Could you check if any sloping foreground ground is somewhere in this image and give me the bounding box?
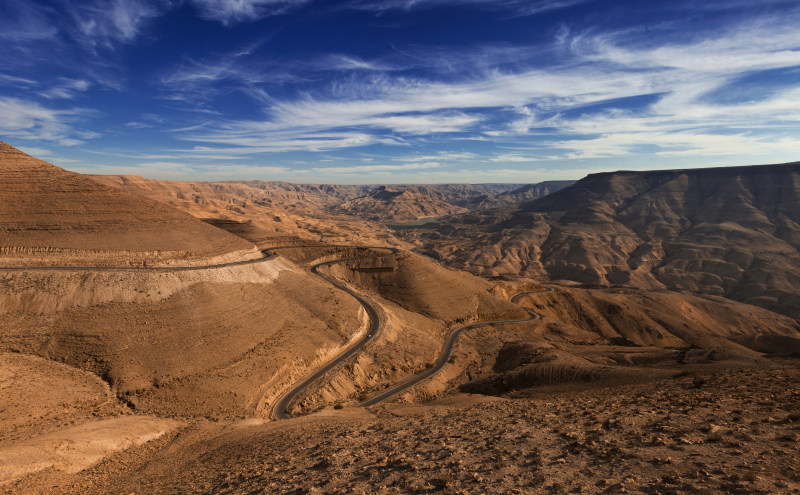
[0,142,258,266]
[0,353,180,486]
[5,368,798,494]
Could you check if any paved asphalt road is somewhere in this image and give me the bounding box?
[359,287,552,408]
[266,245,395,420]
[0,244,550,420]
[0,252,277,271]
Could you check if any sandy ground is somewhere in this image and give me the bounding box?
[0,353,180,486]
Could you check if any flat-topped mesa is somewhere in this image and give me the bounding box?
[0,141,259,267]
[526,161,800,216]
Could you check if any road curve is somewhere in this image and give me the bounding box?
[0,243,550,419]
[359,287,553,408]
[267,245,395,420]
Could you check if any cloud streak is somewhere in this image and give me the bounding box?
[188,0,311,25]
[172,11,800,163]
[0,97,91,145]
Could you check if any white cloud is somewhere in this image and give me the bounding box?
[16,146,53,157]
[0,97,91,145]
[172,12,800,157]
[40,78,91,99]
[490,154,537,162]
[0,73,37,87]
[188,0,310,25]
[369,113,481,134]
[72,0,165,48]
[398,151,480,162]
[125,121,153,129]
[312,161,443,175]
[344,0,590,16]
[0,0,58,42]
[73,160,292,181]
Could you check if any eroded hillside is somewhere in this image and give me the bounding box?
[0,142,258,266]
[411,163,800,319]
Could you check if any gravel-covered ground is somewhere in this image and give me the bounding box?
[10,366,798,495]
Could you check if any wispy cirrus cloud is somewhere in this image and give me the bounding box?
[39,78,91,99]
[343,0,592,16]
[68,0,168,49]
[0,74,38,88]
[0,97,91,145]
[312,161,442,175]
[0,0,58,43]
[188,0,311,25]
[172,10,800,164]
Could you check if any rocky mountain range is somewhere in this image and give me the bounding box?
[411,162,800,319]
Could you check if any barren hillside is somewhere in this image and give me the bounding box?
[336,186,469,222]
[412,162,800,319]
[0,142,257,266]
[89,175,402,247]
[2,146,799,494]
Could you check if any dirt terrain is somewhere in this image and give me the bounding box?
[89,175,394,247]
[2,144,799,493]
[90,175,566,228]
[6,360,799,494]
[332,183,575,223]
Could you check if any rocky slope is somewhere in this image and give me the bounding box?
[0,142,257,266]
[413,162,800,319]
[333,183,573,223]
[89,175,389,247]
[8,368,799,494]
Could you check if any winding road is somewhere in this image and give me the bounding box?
[0,253,278,272]
[358,288,552,408]
[268,244,553,419]
[267,246,395,420]
[1,244,552,421]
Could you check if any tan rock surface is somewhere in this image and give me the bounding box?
[0,416,180,486]
[0,142,257,266]
[336,185,469,223]
[89,174,402,247]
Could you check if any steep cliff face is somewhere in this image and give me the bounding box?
[417,162,800,319]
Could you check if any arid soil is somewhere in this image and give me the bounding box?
[6,368,798,494]
[2,144,800,494]
[90,175,567,230]
[88,175,398,247]
[336,186,469,223]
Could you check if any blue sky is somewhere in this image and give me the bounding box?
[1,0,799,183]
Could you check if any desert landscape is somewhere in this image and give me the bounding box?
[2,0,800,493]
[1,141,799,494]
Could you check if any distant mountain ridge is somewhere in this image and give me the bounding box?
[415,162,800,319]
[334,182,575,223]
